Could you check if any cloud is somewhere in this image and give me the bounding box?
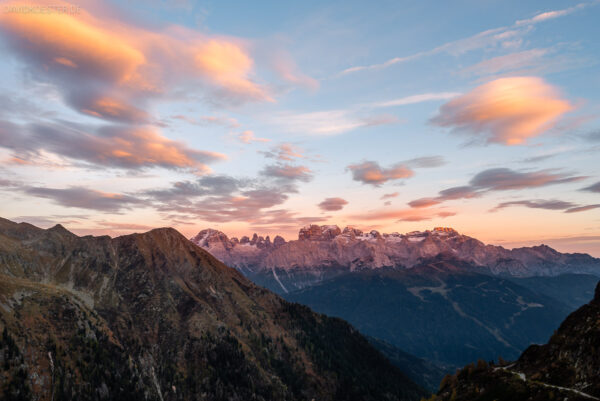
[237,130,270,144]
[408,198,442,208]
[269,110,397,136]
[93,221,154,231]
[380,192,399,200]
[469,168,585,190]
[351,207,455,222]
[261,143,305,161]
[347,161,414,186]
[462,49,549,76]
[24,186,144,212]
[409,168,584,208]
[143,170,317,226]
[404,156,446,168]
[370,92,461,108]
[565,204,600,213]
[144,175,245,203]
[586,130,600,142]
[515,3,588,26]
[260,164,313,182]
[0,0,272,125]
[271,52,319,91]
[74,94,150,123]
[491,199,576,212]
[581,181,600,193]
[339,2,594,75]
[0,120,225,173]
[431,77,572,145]
[318,197,348,211]
[170,115,240,128]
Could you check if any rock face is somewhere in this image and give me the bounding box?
[0,217,425,401]
[431,278,600,401]
[190,224,600,293]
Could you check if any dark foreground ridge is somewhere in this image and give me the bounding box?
[0,217,426,401]
[428,278,600,401]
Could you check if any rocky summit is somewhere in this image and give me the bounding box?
[0,217,425,401]
[191,224,600,293]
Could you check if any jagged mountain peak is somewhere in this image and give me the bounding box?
[190,224,600,292]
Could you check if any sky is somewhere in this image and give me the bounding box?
[0,0,599,255]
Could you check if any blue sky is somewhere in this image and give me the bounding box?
[0,0,599,255]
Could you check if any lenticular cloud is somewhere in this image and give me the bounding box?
[432,76,572,145]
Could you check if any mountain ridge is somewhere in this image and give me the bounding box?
[191,224,600,294]
[0,217,425,401]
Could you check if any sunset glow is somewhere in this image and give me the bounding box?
[0,0,599,255]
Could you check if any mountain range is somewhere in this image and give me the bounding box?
[192,224,600,371]
[0,217,425,401]
[191,225,600,294]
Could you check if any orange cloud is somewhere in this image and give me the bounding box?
[432,77,572,145]
[195,39,272,101]
[0,120,226,173]
[0,3,147,86]
[101,128,227,172]
[351,207,455,222]
[0,0,271,117]
[80,96,149,123]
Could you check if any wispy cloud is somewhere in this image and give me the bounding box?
[339,2,594,75]
[490,199,600,214]
[462,49,550,76]
[237,130,270,144]
[369,92,461,108]
[380,192,399,200]
[268,91,459,136]
[261,143,305,161]
[581,181,600,193]
[490,199,576,212]
[268,110,398,136]
[350,207,455,222]
[409,168,586,208]
[0,120,225,173]
[24,186,145,213]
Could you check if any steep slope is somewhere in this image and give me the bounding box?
[430,280,600,401]
[0,217,426,401]
[368,337,447,393]
[191,225,600,293]
[510,273,599,309]
[285,259,572,367]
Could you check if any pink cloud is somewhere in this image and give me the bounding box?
[432,77,572,145]
[238,130,270,144]
[0,0,273,122]
[318,197,349,211]
[347,161,414,186]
